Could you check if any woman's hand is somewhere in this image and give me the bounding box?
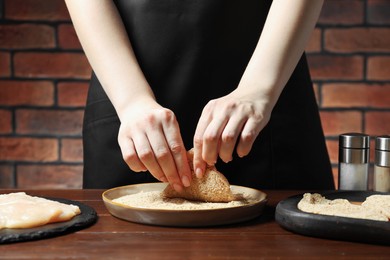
[118,99,192,192]
[193,87,273,178]
[193,0,324,178]
[65,0,192,192]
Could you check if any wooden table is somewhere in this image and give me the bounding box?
[1,189,389,259]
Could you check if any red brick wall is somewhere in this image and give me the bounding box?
[0,0,89,188]
[310,0,390,188]
[0,0,389,189]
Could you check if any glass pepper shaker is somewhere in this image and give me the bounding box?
[338,133,370,190]
[373,135,390,192]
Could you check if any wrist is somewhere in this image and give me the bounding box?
[236,76,282,112]
[115,94,158,122]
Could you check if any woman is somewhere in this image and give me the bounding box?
[65,0,335,191]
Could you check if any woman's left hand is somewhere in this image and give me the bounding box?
[192,0,324,178]
[192,87,273,178]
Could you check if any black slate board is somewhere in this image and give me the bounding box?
[275,191,390,245]
[0,198,98,244]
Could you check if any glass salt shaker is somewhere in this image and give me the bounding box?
[338,133,370,190]
[373,135,390,192]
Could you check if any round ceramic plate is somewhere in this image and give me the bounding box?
[102,183,267,227]
[275,191,390,245]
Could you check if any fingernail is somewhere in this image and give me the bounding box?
[195,168,203,179]
[182,175,190,187]
[207,160,216,166]
[173,184,183,193]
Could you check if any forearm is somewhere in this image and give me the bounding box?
[66,0,192,190]
[65,0,155,120]
[239,0,323,107]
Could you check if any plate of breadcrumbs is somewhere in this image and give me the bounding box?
[102,183,267,227]
[275,191,390,245]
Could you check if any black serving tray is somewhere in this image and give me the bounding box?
[275,191,390,245]
[0,197,97,244]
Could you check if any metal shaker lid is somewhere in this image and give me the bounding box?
[339,133,370,149]
[375,135,390,151]
[375,135,390,167]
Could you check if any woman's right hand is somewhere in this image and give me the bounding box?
[64,1,191,192]
[117,99,192,192]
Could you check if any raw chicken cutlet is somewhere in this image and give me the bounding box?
[0,192,81,229]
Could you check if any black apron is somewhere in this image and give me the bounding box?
[82,0,335,190]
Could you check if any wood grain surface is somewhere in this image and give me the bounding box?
[1,189,389,259]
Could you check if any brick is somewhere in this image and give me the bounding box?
[307,55,363,80]
[325,28,390,53]
[17,164,82,189]
[318,0,364,25]
[0,137,58,161]
[61,138,83,162]
[325,139,339,165]
[58,24,82,50]
[0,80,54,106]
[367,56,390,81]
[305,28,321,53]
[0,164,14,188]
[368,0,390,25]
[57,82,88,107]
[322,83,390,108]
[313,83,320,105]
[0,24,55,49]
[14,52,91,79]
[0,109,12,134]
[320,111,362,136]
[0,52,10,77]
[365,112,390,136]
[16,109,83,135]
[332,166,339,190]
[5,0,70,21]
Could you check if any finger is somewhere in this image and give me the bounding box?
[193,140,206,179]
[118,137,147,172]
[132,133,166,182]
[236,117,262,158]
[193,108,212,178]
[161,111,192,188]
[167,141,191,188]
[147,124,185,191]
[219,115,246,163]
[147,129,177,180]
[202,117,228,165]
